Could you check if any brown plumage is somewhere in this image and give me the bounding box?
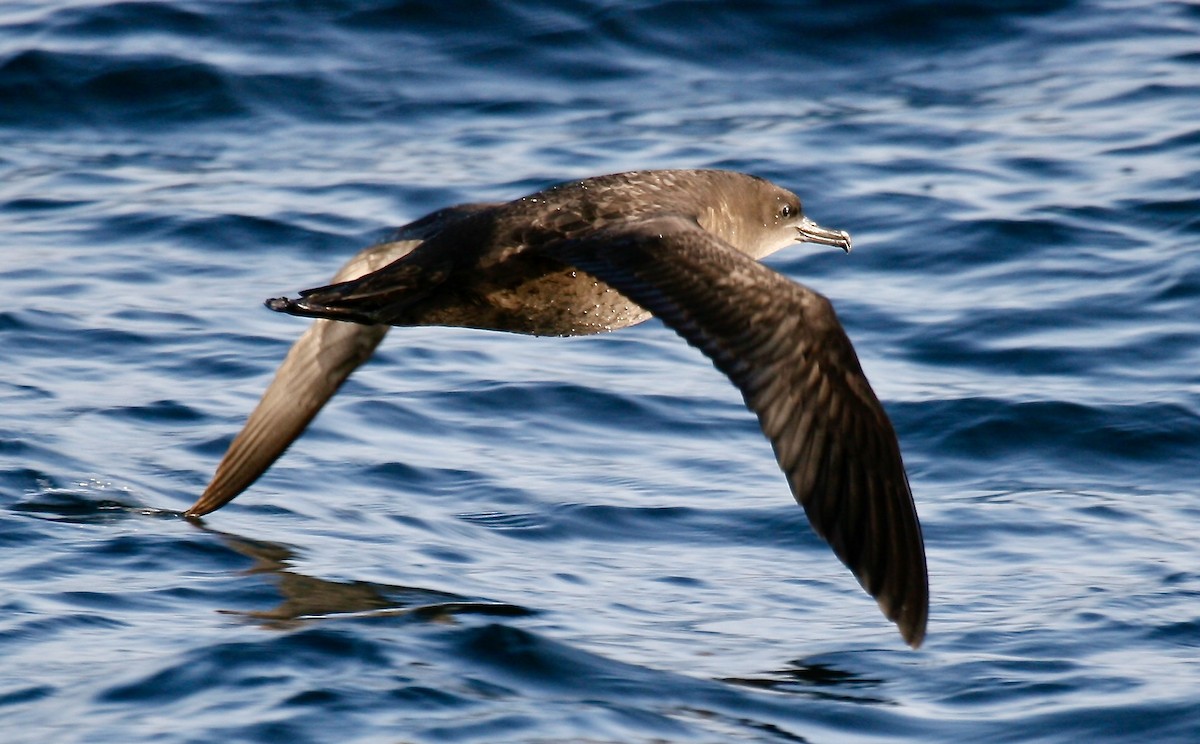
[189,169,928,647]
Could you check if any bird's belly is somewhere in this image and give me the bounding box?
[416,269,652,337]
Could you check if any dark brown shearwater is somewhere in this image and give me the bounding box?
[187,169,928,647]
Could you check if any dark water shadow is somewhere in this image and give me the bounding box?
[721,660,891,705]
[8,484,179,525]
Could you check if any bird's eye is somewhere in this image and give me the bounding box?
[779,204,792,218]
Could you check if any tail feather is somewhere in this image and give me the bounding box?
[265,295,379,325]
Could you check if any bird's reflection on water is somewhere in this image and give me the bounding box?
[189,519,892,706]
[189,521,536,630]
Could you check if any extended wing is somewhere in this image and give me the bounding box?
[187,204,497,516]
[546,215,928,646]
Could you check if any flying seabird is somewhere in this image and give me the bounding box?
[187,169,928,646]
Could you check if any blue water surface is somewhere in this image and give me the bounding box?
[2,1,1199,741]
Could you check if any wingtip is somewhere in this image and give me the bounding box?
[901,616,927,649]
[182,504,210,520]
[184,487,231,518]
[887,583,929,648]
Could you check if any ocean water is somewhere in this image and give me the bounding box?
[3,0,1199,741]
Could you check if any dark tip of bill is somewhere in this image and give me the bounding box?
[265,297,292,312]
